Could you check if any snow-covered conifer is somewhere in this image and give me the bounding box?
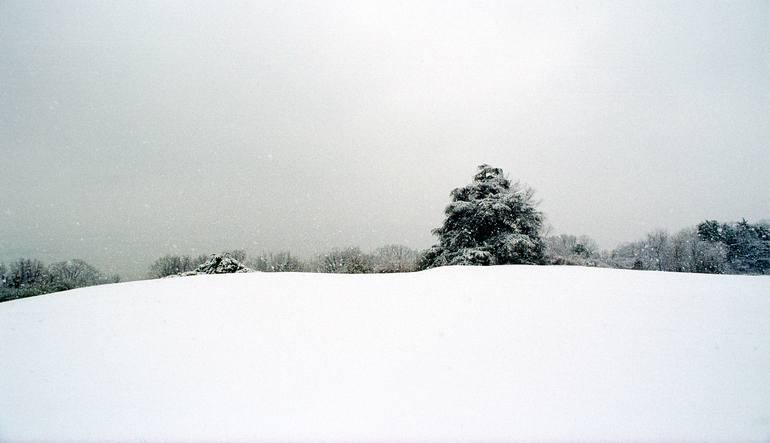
[421,164,546,268]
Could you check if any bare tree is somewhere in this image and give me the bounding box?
[249,251,305,272]
[371,245,418,273]
[46,259,104,291]
[148,255,198,278]
[317,247,373,273]
[645,230,671,271]
[545,234,599,265]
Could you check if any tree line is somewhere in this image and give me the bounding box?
[147,244,420,278]
[2,164,767,303]
[0,258,120,303]
[547,220,769,275]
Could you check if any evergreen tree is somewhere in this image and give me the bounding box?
[7,258,45,289]
[421,164,546,268]
[731,220,770,274]
[697,220,723,243]
[696,219,770,274]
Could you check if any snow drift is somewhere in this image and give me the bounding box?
[1,266,769,442]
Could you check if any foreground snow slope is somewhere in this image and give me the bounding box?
[1,266,769,442]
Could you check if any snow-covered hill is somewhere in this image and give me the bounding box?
[1,266,769,442]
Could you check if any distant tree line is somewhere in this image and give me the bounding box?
[4,165,767,303]
[545,219,769,275]
[146,245,421,279]
[0,245,423,302]
[0,258,119,303]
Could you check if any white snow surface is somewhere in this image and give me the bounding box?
[1,265,769,442]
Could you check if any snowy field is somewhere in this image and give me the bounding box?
[1,265,769,443]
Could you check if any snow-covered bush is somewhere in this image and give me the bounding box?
[153,252,254,277]
[190,252,253,274]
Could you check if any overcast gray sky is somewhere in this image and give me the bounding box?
[1,0,769,279]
